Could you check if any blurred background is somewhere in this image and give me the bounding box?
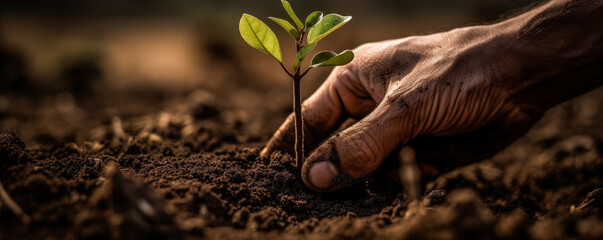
[0,0,538,142]
[1,0,537,93]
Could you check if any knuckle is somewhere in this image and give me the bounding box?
[386,92,409,108]
[339,132,381,177]
[328,65,355,84]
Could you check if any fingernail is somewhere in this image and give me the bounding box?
[308,161,339,189]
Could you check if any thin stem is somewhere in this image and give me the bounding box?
[300,67,312,78]
[279,62,293,78]
[296,29,305,51]
[294,30,306,74]
[292,76,304,169]
[292,28,307,170]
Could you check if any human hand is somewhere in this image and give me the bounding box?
[261,0,603,191]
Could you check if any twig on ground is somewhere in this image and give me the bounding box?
[112,116,126,141]
[110,136,134,165]
[0,181,31,225]
[399,146,421,200]
[399,146,432,219]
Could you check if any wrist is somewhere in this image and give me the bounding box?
[487,0,603,110]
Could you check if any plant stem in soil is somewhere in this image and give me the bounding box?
[293,75,304,169]
[292,29,307,170]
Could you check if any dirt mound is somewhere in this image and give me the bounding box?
[74,162,199,239]
[1,88,603,239]
[0,133,31,168]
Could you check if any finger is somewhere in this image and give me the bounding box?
[261,67,372,157]
[302,101,414,191]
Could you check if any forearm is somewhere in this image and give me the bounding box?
[495,0,603,110]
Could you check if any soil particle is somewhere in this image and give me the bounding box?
[424,189,447,206]
[576,188,603,213]
[75,162,198,240]
[246,206,287,231]
[53,156,105,180]
[0,132,31,168]
[230,207,250,228]
[495,212,529,240]
[192,102,220,120]
[196,188,228,225]
[394,189,496,240]
[17,174,58,203]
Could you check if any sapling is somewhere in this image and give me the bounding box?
[239,0,354,169]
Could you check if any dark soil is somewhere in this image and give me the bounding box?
[1,87,603,240]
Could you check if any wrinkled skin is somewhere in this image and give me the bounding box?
[262,0,603,191]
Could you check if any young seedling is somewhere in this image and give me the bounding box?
[239,0,354,169]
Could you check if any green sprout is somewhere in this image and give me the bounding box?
[239,0,354,170]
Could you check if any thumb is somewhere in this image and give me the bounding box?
[302,101,415,191]
[260,66,364,157]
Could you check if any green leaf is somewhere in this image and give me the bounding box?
[305,11,323,29]
[310,50,354,68]
[281,0,304,30]
[307,14,352,44]
[268,17,300,40]
[239,14,282,62]
[310,51,336,66]
[293,43,316,70]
